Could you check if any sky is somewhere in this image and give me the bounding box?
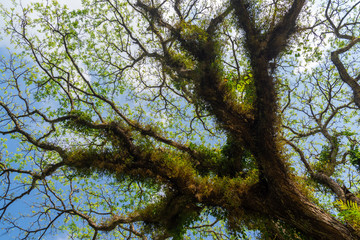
[0,1,83,239]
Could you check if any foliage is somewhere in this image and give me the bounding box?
[1,0,360,239]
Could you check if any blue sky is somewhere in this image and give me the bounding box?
[0,1,83,239]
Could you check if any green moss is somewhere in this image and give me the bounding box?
[179,20,209,44]
[140,193,202,239]
[350,144,360,171]
[63,109,95,134]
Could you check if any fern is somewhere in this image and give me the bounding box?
[335,200,360,232]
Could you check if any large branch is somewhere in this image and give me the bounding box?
[61,123,257,233]
[229,1,308,180]
[134,0,254,145]
[331,38,360,108]
[264,0,306,60]
[231,0,306,60]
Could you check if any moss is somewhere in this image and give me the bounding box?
[140,193,202,239]
[63,109,97,135]
[179,20,209,43]
[350,144,360,171]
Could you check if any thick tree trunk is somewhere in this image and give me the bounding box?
[247,75,358,238]
[244,146,359,239]
[239,172,356,239]
[142,1,359,237]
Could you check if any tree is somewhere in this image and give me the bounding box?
[1,0,360,239]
